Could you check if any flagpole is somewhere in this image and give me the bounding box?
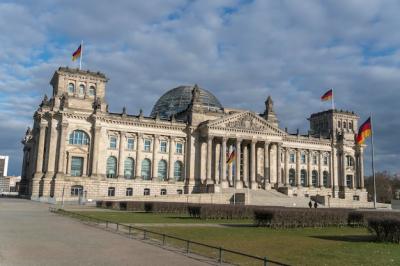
[79,40,83,70]
[370,113,377,209]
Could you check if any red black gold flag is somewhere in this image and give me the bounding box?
[72,45,82,61]
[356,117,372,144]
[321,89,333,101]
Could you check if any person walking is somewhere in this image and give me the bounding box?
[308,200,312,208]
[314,201,318,209]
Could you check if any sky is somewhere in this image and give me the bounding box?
[0,0,399,176]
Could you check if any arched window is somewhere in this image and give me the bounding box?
[312,170,318,187]
[346,155,354,167]
[158,160,167,181]
[174,161,183,181]
[124,158,134,179]
[88,86,96,96]
[71,185,83,196]
[141,159,151,180]
[301,154,306,164]
[106,156,117,178]
[300,169,307,186]
[289,169,296,186]
[323,171,329,187]
[68,83,75,94]
[79,84,85,95]
[69,130,89,145]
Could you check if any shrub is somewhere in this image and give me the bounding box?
[254,210,274,227]
[144,202,153,213]
[368,218,400,243]
[347,212,364,227]
[188,206,201,218]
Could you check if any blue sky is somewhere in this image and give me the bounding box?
[0,0,399,176]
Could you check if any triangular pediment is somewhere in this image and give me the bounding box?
[206,111,285,135]
[66,146,88,154]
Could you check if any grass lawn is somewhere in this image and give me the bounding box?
[74,211,252,224]
[73,211,399,265]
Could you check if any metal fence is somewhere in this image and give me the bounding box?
[49,207,288,266]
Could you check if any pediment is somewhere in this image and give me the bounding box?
[206,111,285,135]
[66,146,88,154]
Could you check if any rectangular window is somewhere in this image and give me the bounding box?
[126,188,133,196]
[176,143,183,154]
[301,154,306,164]
[71,157,83,176]
[109,136,117,149]
[312,155,317,165]
[144,139,151,152]
[290,154,295,163]
[127,138,134,150]
[346,175,353,188]
[160,141,167,153]
[108,187,115,197]
[324,156,328,166]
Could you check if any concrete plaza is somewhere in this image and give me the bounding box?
[0,198,208,266]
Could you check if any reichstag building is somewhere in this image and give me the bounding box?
[19,67,368,205]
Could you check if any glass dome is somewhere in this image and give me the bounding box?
[150,85,223,118]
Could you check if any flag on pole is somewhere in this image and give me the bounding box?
[356,117,372,144]
[72,44,82,61]
[321,89,333,101]
[226,149,236,164]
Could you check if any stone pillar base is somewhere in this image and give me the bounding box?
[206,179,214,185]
[221,180,229,188]
[250,182,258,189]
[235,181,243,189]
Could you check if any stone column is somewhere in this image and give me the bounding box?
[206,136,213,184]
[152,135,159,180]
[318,151,323,187]
[56,122,68,176]
[235,139,243,189]
[243,143,248,187]
[214,142,221,184]
[359,148,364,188]
[284,148,289,185]
[31,121,47,199]
[250,140,257,189]
[307,150,312,187]
[168,136,175,181]
[276,143,282,186]
[228,144,233,186]
[296,149,301,187]
[264,141,269,188]
[221,138,228,188]
[135,134,143,179]
[341,152,346,187]
[91,126,101,176]
[118,132,126,178]
[42,119,58,197]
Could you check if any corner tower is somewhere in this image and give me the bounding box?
[49,67,108,112]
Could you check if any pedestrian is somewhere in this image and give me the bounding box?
[314,201,318,209]
[308,200,312,208]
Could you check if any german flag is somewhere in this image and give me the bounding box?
[321,89,333,101]
[226,149,236,164]
[72,44,82,61]
[356,117,372,144]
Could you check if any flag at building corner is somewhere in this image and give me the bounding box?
[226,149,236,164]
[72,44,82,61]
[356,117,372,144]
[321,89,333,101]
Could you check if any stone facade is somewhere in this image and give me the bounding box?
[20,67,368,204]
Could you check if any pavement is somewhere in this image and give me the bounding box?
[0,198,210,266]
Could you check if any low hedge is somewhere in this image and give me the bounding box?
[96,200,400,228]
[368,218,400,243]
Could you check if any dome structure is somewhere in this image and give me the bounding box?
[150,85,223,118]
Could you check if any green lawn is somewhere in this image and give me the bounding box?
[75,211,252,224]
[73,211,399,266]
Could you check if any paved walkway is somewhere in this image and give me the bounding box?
[0,198,209,266]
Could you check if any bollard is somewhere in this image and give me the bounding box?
[116,223,119,231]
[143,230,147,240]
[186,241,190,254]
[129,226,132,237]
[219,247,223,264]
[162,234,166,246]
[264,256,268,266]
[106,221,108,228]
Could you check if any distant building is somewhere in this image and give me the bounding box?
[0,175,21,194]
[0,155,9,177]
[20,67,368,206]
